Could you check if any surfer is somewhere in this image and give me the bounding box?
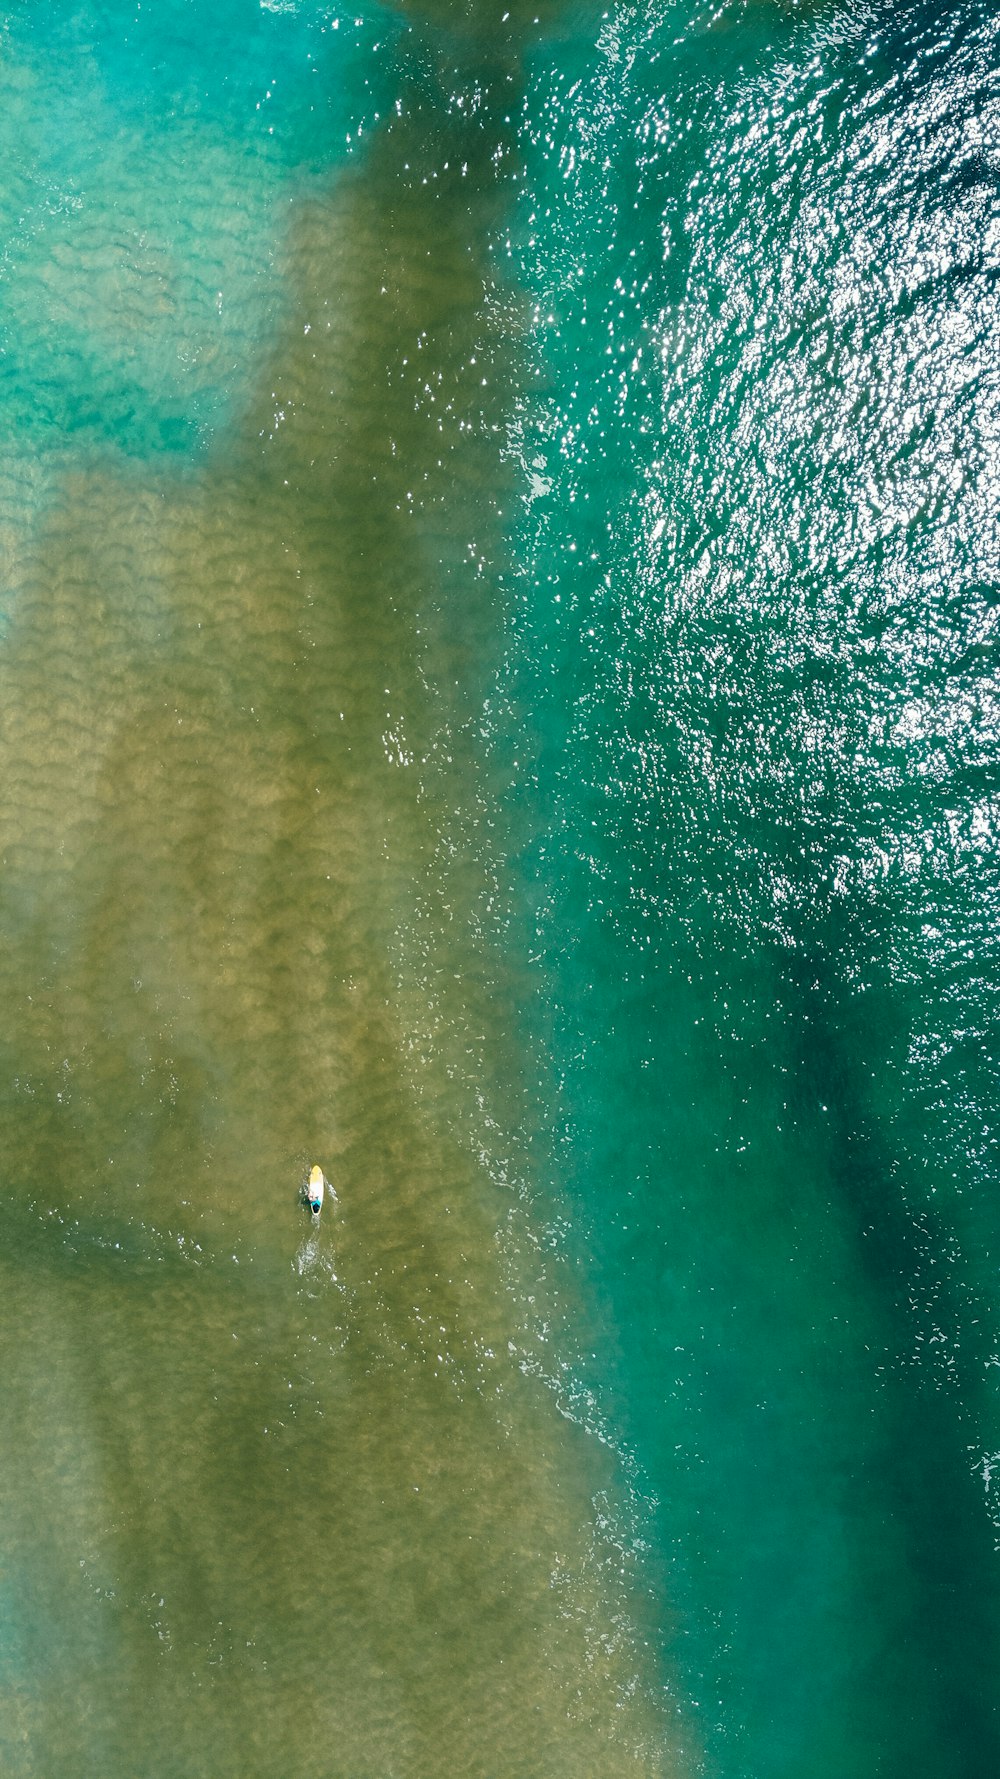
[305,1164,327,1218]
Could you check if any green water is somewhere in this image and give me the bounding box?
[508,1,1000,1771]
[1,0,999,1774]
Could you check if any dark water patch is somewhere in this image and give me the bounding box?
[505,0,1000,1771]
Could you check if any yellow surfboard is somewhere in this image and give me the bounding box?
[306,1164,326,1216]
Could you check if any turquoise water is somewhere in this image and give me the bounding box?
[1,0,999,1773]
[507,1,1000,1770]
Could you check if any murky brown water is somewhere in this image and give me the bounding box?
[0,16,680,1774]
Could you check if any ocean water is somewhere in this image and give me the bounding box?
[0,0,998,1775]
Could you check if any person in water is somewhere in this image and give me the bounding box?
[306,1164,326,1216]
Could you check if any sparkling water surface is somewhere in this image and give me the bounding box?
[1,1,999,1775]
